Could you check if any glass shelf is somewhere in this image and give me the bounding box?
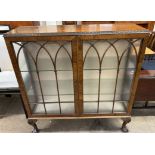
[84,94,129,102]
[24,79,74,102]
[84,78,132,92]
[21,70,133,102]
[83,101,127,113]
[18,55,136,72]
[28,94,74,104]
[84,56,136,70]
[23,77,131,94]
[31,102,75,114]
[19,57,73,72]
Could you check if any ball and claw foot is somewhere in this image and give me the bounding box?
[121,118,131,133]
[32,128,39,133]
[28,119,39,133]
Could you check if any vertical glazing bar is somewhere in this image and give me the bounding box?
[55,42,74,114]
[36,41,61,114]
[99,40,119,114]
[85,42,101,114]
[112,66,120,113]
[97,67,101,113]
[36,71,47,114]
[54,69,62,114]
[119,42,131,102]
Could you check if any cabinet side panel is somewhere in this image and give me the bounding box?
[127,37,149,113]
[5,39,32,117]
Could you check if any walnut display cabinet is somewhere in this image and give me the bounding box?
[4,24,149,132]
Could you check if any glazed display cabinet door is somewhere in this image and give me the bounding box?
[13,41,77,115]
[82,39,142,114]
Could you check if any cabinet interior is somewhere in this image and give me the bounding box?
[12,39,141,115]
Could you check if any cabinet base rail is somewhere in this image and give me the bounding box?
[27,117,131,133]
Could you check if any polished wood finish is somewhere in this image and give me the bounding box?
[71,38,80,115]
[115,21,154,31]
[62,21,77,25]
[0,21,39,29]
[147,32,155,51]
[81,21,155,31]
[77,38,83,114]
[5,23,147,37]
[4,24,149,132]
[139,70,155,78]
[136,70,155,101]
[81,21,115,25]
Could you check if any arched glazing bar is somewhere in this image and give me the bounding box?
[55,42,72,65]
[83,42,100,112]
[35,41,55,114]
[83,41,101,67]
[16,42,35,68]
[55,42,73,111]
[83,39,119,69]
[36,41,73,114]
[83,40,119,113]
[83,39,140,113]
[85,39,139,65]
[99,40,119,113]
[111,39,139,113]
[16,41,73,114]
[15,42,48,113]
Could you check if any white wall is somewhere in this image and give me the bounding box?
[0,34,13,71]
[40,21,62,26]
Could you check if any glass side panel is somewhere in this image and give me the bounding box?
[14,41,75,115]
[83,39,141,114]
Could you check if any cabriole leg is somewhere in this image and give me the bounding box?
[28,119,39,133]
[121,117,131,133]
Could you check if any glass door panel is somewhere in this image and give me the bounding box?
[83,39,142,114]
[14,41,75,115]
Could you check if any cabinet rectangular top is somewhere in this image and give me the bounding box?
[4,23,149,37]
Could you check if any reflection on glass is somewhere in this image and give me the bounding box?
[83,39,141,114]
[15,41,75,114]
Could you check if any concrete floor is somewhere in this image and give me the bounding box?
[0,95,155,133]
